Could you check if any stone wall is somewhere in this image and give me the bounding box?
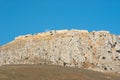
[0,29,120,73]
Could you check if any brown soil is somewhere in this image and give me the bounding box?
[0,64,119,80]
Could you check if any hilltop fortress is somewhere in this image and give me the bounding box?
[0,29,120,73]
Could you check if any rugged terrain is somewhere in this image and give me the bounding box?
[0,29,120,73]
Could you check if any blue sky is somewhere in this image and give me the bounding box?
[0,0,120,45]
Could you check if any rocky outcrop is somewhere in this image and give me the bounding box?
[0,29,120,73]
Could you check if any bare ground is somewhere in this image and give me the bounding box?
[0,64,119,80]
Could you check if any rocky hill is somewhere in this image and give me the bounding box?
[0,29,120,73]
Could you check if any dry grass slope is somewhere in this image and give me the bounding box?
[0,64,119,80]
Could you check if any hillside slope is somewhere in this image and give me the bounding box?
[0,29,120,73]
[0,64,120,80]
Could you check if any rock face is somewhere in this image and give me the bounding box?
[0,29,120,73]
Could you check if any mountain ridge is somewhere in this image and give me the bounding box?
[0,29,120,73]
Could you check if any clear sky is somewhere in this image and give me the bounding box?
[0,0,120,45]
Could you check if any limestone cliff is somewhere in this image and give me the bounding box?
[0,29,120,73]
